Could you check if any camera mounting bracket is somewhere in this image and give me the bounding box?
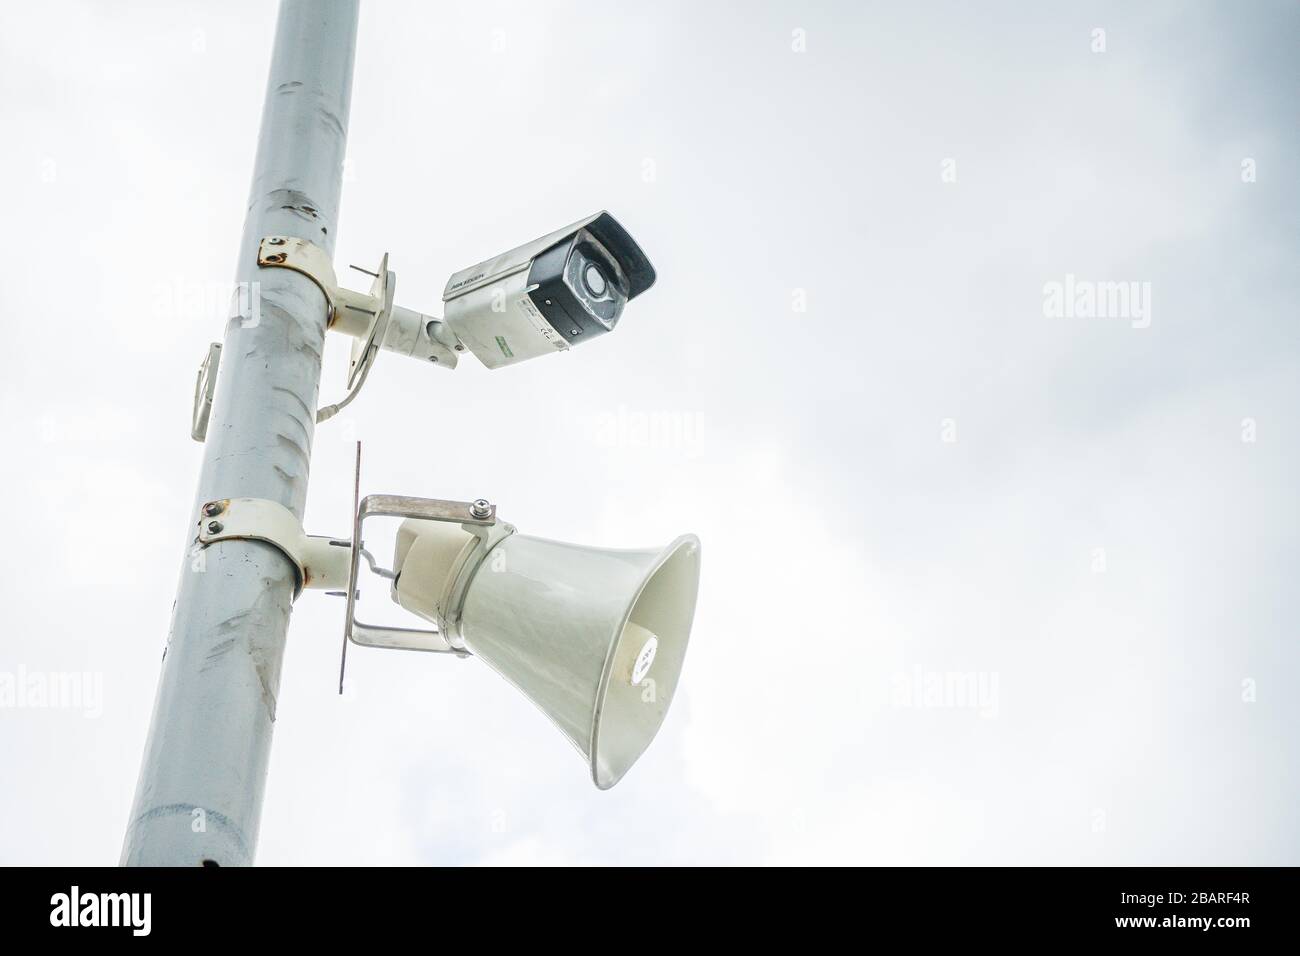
[254,236,459,374]
[257,236,395,418]
[192,237,463,442]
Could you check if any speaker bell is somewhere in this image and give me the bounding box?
[392,520,701,789]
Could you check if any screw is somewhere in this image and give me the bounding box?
[454,344,465,351]
[470,499,492,519]
[206,520,224,534]
[428,355,439,363]
[268,237,285,245]
[202,501,223,517]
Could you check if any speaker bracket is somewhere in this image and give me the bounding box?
[337,442,515,693]
[194,448,518,698]
[345,494,512,654]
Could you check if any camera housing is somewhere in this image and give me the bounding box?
[442,211,656,370]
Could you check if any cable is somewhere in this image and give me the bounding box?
[359,546,396,580]
[316,344,377,423]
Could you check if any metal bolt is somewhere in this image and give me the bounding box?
[268,237,285,245]
[454,344,465,351]
[470,499,492,519]
[206,520,224,534]
[428,355,439,363]
[202,501,223,517]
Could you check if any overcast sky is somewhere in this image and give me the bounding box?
[1,0,1296,864]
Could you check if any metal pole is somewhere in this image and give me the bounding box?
[121,0,359,866]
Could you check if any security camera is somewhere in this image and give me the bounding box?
[229,214,656,432]
[442,211,656,370]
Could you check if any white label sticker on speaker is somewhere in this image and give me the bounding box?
[631,634,659,685]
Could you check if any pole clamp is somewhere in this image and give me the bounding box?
[197,497,351,596]
[257,236,398,391]
[256,236,342,319]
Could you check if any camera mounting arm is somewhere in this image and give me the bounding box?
[256,236,461,371]
[190,237,465,441]
[256,237,461,417]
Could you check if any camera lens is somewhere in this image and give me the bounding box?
[582,262,607,298]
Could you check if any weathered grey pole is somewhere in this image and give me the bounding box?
[122,0,358,866]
